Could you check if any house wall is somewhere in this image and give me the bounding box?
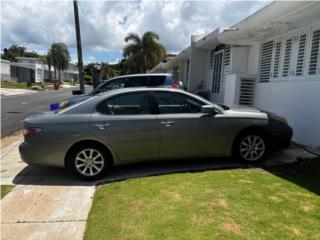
[189,35,208,92]
[1,60,11,81]
[254,80,320,149]
[253,23,320,149]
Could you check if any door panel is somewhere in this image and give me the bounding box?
[90,114,159,163]
[157,113,229,159]
[90,91,159,163]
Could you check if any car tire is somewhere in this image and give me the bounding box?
[67,144,109,181]
[233,130,269,164]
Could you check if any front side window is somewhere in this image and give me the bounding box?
[154,92,204,114]
[97,92,151,115]
[149,76,166,86]
[98,78,126,93]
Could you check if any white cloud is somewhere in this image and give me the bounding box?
[1,0,271,54]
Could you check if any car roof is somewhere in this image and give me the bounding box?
[101,73,172,82]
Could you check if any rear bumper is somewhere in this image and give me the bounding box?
[19,142,66,167]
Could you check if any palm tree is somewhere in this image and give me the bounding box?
[49,43,70,81]
[123,31,166,73]
[45,50,54,82]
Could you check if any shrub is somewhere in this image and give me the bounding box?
[84,75,93,85]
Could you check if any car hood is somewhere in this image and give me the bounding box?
[221,105,267,119]
[67,93,93,105]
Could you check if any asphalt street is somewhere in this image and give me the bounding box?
[1,87,92,138]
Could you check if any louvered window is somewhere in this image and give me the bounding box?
[272,42,281,78]
[282,39,293,77]
[259,41,273,82]
[239,78,256,106]
[207,50,215,88]
[296,34,307,76]
[308,29,320,75]
[212,51,223,93]
[185,60,190,88]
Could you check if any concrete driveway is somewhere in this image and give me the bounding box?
[1,138,315,240]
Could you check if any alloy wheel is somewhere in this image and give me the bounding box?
[75,148,105,176]
[239,135,265,162]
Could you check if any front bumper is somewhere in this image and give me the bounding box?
[19,142,66,167]
[270,126,293,150]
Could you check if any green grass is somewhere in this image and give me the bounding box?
[1,80,28,89]
[84,160,320,240]
[1,185,14,199]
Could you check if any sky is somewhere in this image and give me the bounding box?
[1,0,271,64]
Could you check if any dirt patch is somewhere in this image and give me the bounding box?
[239,179,253,184]
[269,196,282,203]
[217,199,228,209]
[285,225,301,235]
[130,200,145,215]
[221,223,241,234]
[0,131,23,148]
[167,191,182,201]
[191,214,212,226]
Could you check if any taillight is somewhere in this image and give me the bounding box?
[171,83,180,88]
[23,127,42,137]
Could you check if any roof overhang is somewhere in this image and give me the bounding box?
[10,62,35,70]
[219,1,320,44]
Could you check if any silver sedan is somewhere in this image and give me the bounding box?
[19,88,292,180]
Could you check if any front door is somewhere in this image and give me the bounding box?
[153,91,228,159]
[90,91,159,164]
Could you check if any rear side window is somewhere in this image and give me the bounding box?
[98,78,126,93]
[148,76,166,86]
[153,92,204,114]
[97,92,151,115]
[125,76,148,87]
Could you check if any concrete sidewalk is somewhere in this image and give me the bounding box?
[1,140,95,240]
[0,88,39,96]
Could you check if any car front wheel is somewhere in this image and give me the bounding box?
[233,131,268,163]
[67,145,108,180]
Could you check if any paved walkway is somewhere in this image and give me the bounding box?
[1,140,95,240]
[0,88,39,96]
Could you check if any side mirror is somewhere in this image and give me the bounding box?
[201,105,217,115]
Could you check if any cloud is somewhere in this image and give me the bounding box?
[1,0,271,55]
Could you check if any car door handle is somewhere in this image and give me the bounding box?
[160,120,175,127]
[94,123,110,129]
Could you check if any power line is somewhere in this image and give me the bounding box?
[78,2,103,49]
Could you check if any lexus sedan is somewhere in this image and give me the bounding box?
[20,88,292,180]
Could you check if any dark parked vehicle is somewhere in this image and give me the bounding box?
[21,88,292,180]
[60,73,181,108]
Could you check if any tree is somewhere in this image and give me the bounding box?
[49,43,70,81]
[1,44,40,62]
[123,31,166,73]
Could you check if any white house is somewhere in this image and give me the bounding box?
[152,1,320,150]
[8,57,78,84]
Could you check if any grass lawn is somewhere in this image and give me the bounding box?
[1,185,14,199]
[85,159,320,240]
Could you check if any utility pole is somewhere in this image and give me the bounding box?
[73,0,85,94]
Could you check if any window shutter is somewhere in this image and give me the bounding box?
[296,34,307,76]
[185,60,190,88]
[239,77,256,106]
[207,49,215,88]
[259,41,273,82]
[282,39,293,77]
[272,42,282,78]
[308,29,320,75]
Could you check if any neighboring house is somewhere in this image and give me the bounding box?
[3,57,78,83]
[152,1,320,150]
[0,59,11,81]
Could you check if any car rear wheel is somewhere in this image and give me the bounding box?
[67,145,108,180]
[233,131,268,163]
